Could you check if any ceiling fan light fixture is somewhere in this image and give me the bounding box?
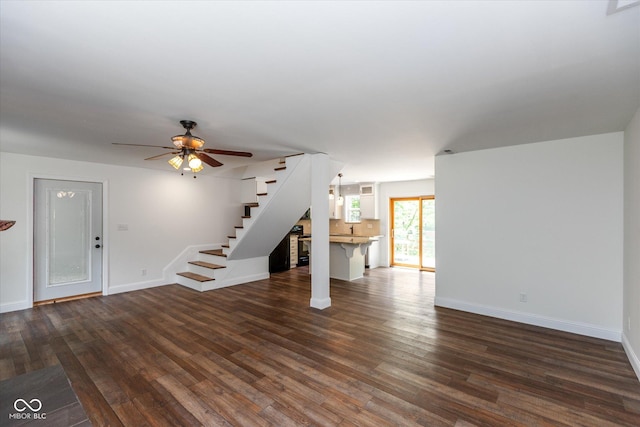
[188,154,203,172]
[171,134,205,150]
[168,155,183,169]
[115,120,251,176]
[172,120,205,150]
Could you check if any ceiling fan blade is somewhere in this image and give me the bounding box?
[113,143,175,150]
[145,152,178,160]
[202,148,253,157]
[196,153,223,167]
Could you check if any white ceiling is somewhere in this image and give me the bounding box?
[1,1,638,184]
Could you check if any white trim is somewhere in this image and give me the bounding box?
[28,173,109,306]
[108,279,167,295]
[101,180,110,296]
[0,300,31,314]
[310,297,332,310]
[435,297,621,342]
[622,333,640,382]
[203,272,270,291]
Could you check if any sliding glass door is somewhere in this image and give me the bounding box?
[390,196,435,271]
[421,197,435,270]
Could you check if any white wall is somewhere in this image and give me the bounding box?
[0,152,240,312]
[435,133,623,341]
[378,179,435,267]
[623,108,640,379]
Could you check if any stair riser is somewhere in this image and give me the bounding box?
[188,264,223,278]
[176,276,206,292]
[198,254,227,265]
[241,216,255,229]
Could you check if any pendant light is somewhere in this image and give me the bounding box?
[337,173,344,206]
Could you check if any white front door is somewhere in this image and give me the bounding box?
[34,179,103,302]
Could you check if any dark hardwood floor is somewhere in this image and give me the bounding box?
[1,267,639,426]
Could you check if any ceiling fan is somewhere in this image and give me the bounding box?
[113,120,252,175]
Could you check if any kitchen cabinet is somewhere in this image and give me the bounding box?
[360,194,375,219]
[290,234,299,268]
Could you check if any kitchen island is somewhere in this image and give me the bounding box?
[300,235,376,281]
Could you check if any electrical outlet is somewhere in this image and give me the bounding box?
[519,293,527,303]
[141,269,147,276]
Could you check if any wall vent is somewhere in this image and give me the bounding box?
[360,185,374,195]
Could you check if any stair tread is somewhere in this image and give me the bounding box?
[188,261,226,270]
[274,166,286,171]
[241,215,250,219]
[245,203,259,207]
[265,180,276,184]
[177,272,214,282]
[227,235,236,239]
[234,225,244,229]
[222,244,230,248]
[200,249,227,257]
[257,193,268,196]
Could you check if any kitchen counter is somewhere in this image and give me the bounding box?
[300,234,378,244]
[300,235,378,281]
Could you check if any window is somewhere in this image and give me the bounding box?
[345,195,361,222]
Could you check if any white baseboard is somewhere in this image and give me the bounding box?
[310,297,332,310]
[210,272,270,290]
[107,279,167,295]
[0,300,31,313]
[622,333,640,382]
[434,297,621,342]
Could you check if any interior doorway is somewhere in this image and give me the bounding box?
[34,179,103,302]
[390,196,435,271]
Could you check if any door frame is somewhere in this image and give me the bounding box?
[389,195,435,272]
[27,173,109,308]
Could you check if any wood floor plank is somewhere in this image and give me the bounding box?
[155,374,230,426]
[1,266,639,426]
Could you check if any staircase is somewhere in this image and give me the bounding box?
[173,153,319,292]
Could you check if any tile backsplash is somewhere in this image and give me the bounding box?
[329,219,380,236]
[295,219,381,236]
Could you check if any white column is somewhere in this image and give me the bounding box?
[310,153,331,309]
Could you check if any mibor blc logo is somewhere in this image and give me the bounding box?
[8,398,46,420]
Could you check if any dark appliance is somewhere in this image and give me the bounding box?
[290,225,309,266]
[269,233,290,273]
